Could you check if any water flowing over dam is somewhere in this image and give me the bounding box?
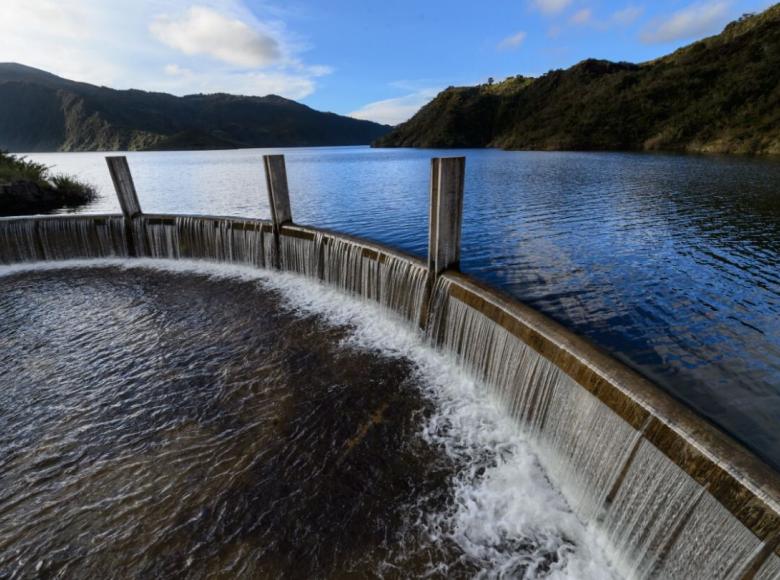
[0,155,778,579]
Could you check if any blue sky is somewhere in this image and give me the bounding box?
[0,0,774,124]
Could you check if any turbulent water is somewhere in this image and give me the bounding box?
[0,261,617,579]
[23,147,780,470]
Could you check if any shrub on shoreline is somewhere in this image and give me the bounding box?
[0,151,97,215]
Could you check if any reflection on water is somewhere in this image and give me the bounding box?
[24,147,780,469]
[0,265,616,579]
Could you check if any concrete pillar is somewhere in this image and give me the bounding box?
[105,156,142,257]
[263,154,292,233]
[429,156,465,276]
[263,154,293,269]
[106,156,142,218]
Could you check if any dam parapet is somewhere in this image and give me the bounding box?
[0,155,777,579]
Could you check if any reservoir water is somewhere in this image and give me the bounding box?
[21,146,780,470]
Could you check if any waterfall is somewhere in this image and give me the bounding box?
[0,216,428,325]
[172,216,271,268]
[132,217,179,259]
[0,216,128,263]
[279,230,323,278]
[129,216,274,268]
[603,440,764,579]
[279,231,429,324]
[321,236,429,324]
[0,218,40,263]
[426,277,637,521]
[425,275,771,579]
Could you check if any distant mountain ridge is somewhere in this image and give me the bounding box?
[0,64,391,152]
[374,4,780,155]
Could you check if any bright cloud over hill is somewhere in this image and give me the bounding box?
[150,6,282,67]
[641,1,733,43]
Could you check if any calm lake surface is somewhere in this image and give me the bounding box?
[26,146,780,469]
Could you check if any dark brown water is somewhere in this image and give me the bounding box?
[0,263,614,579]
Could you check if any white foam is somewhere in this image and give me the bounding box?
[0,258,620,578]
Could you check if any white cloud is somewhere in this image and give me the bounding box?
[570,8,592,25]
[251,74,314,99]
[301,64,334,77]
[224,71,317,99]
[349,89,440,126]
[560,5,644,31]
[531,0,573,15]
[0,0,331,101]
[641,1,731,43]
[0,0,92,40]
[164,64,193,77]
[152,67,322,100]
[611,5,645,26]
[389,79,440,92]
[498,31,527,50]
[150,6,280,67]
[0,0,120,86]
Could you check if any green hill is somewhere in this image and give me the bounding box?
[374,5,780,155]
[0,64,391,152]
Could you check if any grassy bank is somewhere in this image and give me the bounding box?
[0,151,97,215]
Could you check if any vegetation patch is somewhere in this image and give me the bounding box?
[0,151,97,215]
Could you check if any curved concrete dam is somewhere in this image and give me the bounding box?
[0,156,778,579]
